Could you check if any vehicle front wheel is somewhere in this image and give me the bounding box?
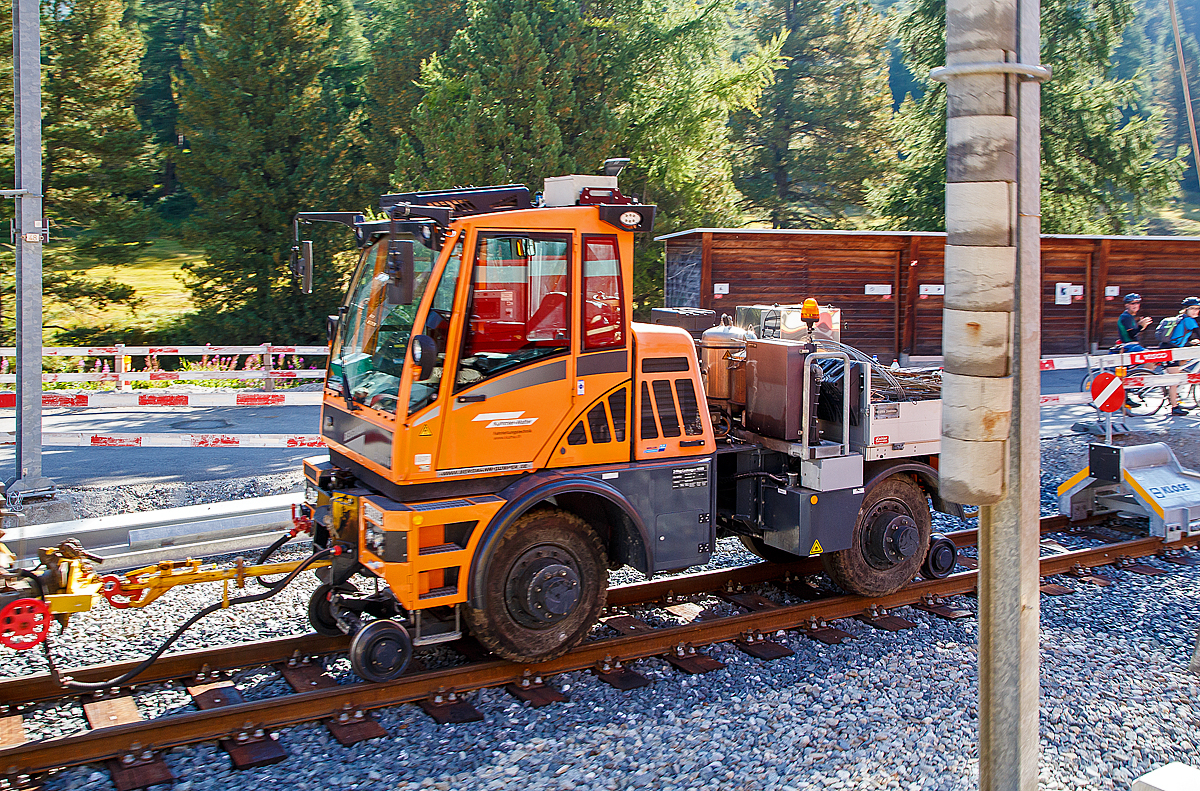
[823,474,932,597]
[465,508,607,663]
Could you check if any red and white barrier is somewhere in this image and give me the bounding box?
[0,369,326,384]
[1038,345,1200,371]
[0,432,327,448]
[0,391,323,408]
[0,345,329,357]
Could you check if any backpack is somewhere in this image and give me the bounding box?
[1156,315,1183,346]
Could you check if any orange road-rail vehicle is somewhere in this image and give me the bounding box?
[0,163,957,682]
[285,161,960,682]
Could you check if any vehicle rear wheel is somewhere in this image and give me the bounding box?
[738,534,800,564]
[823,474,932,597]
[465,508,607,663]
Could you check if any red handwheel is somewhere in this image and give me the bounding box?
[0,598,51,650]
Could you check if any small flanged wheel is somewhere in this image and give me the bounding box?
[465,508,607,663]
[738,535,799,565]
[0,598,51,651]
[824,474,932,597]
[921,533,958,579]
[349,619,412,682]
[308,582,356,637]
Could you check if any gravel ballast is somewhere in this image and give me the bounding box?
[3,433,1198,791]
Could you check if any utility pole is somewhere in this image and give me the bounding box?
[932,0,1047,787]
[9,0,56,498]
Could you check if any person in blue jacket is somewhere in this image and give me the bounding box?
[1160,296,1200,416]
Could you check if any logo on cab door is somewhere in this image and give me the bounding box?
[472,411,538,428]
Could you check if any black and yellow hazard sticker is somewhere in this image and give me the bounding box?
[419,424,433,437]
[809,539,823,555]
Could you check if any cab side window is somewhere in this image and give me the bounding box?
[581,235,625,351]
[409,240,463,414]
[457,234,572,389]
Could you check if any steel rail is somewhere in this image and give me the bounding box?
[0,532,1194,775]
[0,518,1006,703]
[0,515,1105,708]
[0,634,351,706]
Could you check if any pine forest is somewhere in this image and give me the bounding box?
[0,0,1197,343]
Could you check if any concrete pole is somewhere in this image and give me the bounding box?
[10,0,55,497]
[932,0,1047,786]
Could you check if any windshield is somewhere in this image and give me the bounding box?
[329,233,438,414]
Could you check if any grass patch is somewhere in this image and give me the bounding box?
[1145,192,1200,236]
[45,239,200,340]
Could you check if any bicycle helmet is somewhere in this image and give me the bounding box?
[1123,293,1142,303]
[1182,296,1200,308]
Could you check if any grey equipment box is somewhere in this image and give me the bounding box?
[760,484,862,556]
[745,338,808,441]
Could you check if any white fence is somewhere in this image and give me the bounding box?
[0,343,329,387]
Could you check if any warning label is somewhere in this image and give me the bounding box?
[671,465,709,489]
[809,538,823,555]
[419,425,432,437]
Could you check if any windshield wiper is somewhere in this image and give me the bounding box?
[340,368,360,411]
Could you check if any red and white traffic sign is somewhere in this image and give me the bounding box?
[1090,372,1125,412]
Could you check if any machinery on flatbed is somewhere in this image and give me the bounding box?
[0,161,962,684]
[283,161,962,681]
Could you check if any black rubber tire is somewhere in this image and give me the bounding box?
[465,508,607,663]
[738,534,800,564]
[308,582,355,637]
[823,474,932,597]
[349,619,412,682]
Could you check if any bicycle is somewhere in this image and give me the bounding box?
[1079,352,1167,416]
[1174,355,1200,408]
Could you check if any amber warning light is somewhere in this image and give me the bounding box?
[800,298,820,326]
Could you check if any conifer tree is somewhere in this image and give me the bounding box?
[135,0,204,203]
[139,0,367,211]
[43,0,158,260]
[397,0,779,310]
[398,0,617,188]
[174,0,369,341]
[870,0,1183,234]
[361,0,465,190]
[731,0,893,228]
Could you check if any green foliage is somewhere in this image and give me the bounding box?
[361,0,466,191]
[174,0,372,342]
[731,0,894,228]
[870,0,1184,234]
[396,0,780,311]
[0,245,143,344]
[42,0,159,260]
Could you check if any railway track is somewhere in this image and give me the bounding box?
[0,516,1195,787]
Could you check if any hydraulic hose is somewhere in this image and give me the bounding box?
[253,532,297,589]
[47,547,334,692]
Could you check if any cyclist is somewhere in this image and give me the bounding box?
[1114,292,1152,352]
[1159,296,1200,416]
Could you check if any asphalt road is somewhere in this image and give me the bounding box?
[0,367,1189,487]
[0,405,323,487]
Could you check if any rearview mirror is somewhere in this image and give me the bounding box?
[411,334,437,381]
[290,240,313,294]
[386,239,414,304]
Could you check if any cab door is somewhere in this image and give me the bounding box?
[434,232,576,478]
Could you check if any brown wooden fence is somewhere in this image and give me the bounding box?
[660,229,1200,361]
